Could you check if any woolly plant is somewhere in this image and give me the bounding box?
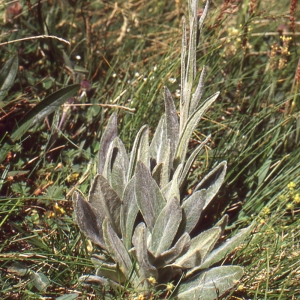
[73,0,251,298]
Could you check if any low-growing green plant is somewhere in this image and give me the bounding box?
[73,0,252,299]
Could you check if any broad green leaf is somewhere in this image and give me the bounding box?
[181,189,206,233]
[73,192,106,249]
[103,219,137,285]
[10,84,80,141]
[173,227,221,269]
[121,176,139,249]
[89,174,122,236]
[132,223,158,284]
[157,232,191,266]
[98,113,118,174]
[127,125,149,180]
[190,225,252,274]
[135,161,166,232]
[179,134,210,189]
[175,92,220,166]
[30,272,50,292]
[149,197,182,256]
[195,161,227,208]
[62,51,74,71]
[164,86,179,160]
[177,266,243,300]
[0,55,18,103]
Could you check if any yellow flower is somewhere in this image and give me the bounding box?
[293,193,300,204]
[166,282,174,291]
[148,276,157,285]
[261,207,271,217]
[287,182,296,190]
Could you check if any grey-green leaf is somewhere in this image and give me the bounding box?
[181,189,206,233]
[158,232,191,266]
[30,272,50,292]
[128,125,149,180]
[175,91,220,166]
[149,197,182,256]
[179,134,211,189]
[149,116,167,164]
[79,274,122,290]
[195,161,227,208]
[121,176,139,249]
[135,161,166,232]
[177,265,243,300]
[73,192,106,249]
[191,225,252,273]
[10,84,80,141]
[172,227,221,269]
[0,55,18,103]
[103,219,136,284]
[162,163,182,202]
[164,86,179,160]
[132,222,158,284]
[106,137,129,198]
[56,294,79,300]
[89,174,122,236]
[98,113,118,174]
[189,66,206,115]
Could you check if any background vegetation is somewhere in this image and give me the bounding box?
[0,0,299,299]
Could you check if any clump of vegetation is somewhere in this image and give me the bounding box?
[1,0,300,298]
[73,1,251,298]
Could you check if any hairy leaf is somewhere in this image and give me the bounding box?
[181,189,206,233]
[121,176,139,249]
[190,225,252,273]
[103,219,136,284]
[98,113,118,174]
[164,86,179,161]
[157,232,191,266]
[190,66,206,115]
[73,192,106,249]
[175,92,220,166]
[173,227,221,269]
[149,116,167,164]
[162,163,182,202]
[132,223,158,283]
[106,137,129,198]
[149,197,182,256]
[135,161,166,232]
[79,275,122,290]
[89,175,122,236]
[30,272,50,292]
[195,161,227,208]
[128,125,149,180]
[177,265,243,300]
[179,134,211,189]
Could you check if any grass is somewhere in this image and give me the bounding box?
[0,0,300,298]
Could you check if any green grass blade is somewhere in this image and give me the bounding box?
[10,84,80,142]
